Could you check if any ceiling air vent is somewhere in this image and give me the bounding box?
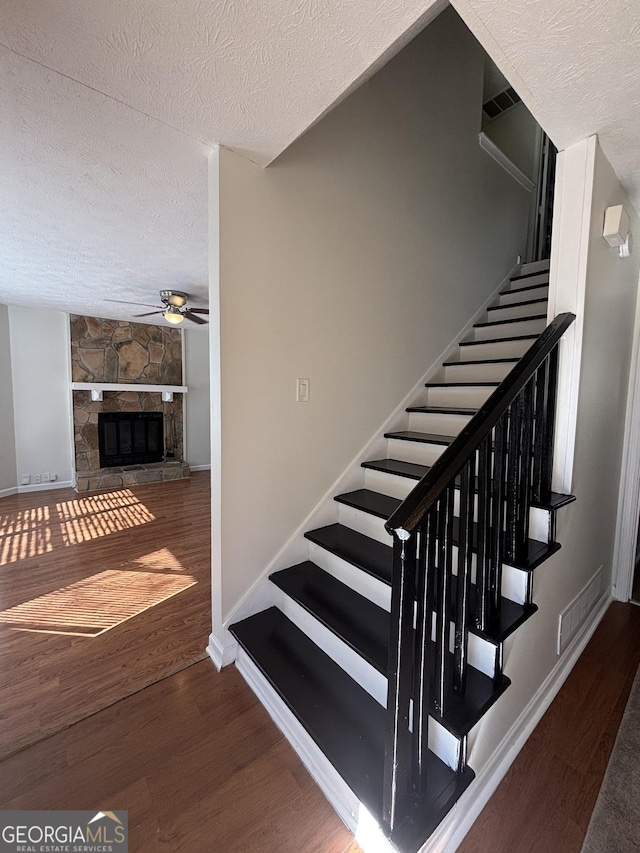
[483,86,521,119]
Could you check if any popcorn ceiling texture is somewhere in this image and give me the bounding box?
[70,315,187,492]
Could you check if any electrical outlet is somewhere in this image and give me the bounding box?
[21,475,30,486]
[31,474,41,485]
[42,473,50,483]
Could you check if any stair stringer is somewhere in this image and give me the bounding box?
[209,263,519,664]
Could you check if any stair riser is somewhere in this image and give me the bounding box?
[472,317,546,341]
[426,385,497,409]
[407,410,474,435]
[459,338,535,360]
[443,361,515,383]
[508,272,549,290]
[520,259,550,276]
[499,285,548,306]
[308,542,392,611]
[488,301,548,321]
[386,437,448,467]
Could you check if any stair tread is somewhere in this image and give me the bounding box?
[510,269,550,282]
[336,488,401,519]
[474,314,547,328]
[270,562,511,735]
[499,282,549,297]
[459,334,539,346]
[488,297,548,312]
[406,406,479,416]
[425,381,500,388]
[384,430,456,445]
[362,458,432,480]
[230,607,474,833]
[442,357,520,367]
[270,561,389,673]
[305,523,393,584]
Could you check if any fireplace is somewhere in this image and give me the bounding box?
[98,412,164,468]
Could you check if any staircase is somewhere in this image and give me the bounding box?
[229,261,575,852]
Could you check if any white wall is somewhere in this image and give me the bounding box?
[0,304,17,495]
[184,327,211,469]
[213,7,532,622]
[483,102,538,180]
[8,306,74,488]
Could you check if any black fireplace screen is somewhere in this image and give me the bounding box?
[98,412,164,468]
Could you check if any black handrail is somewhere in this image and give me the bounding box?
[385,312,575,535]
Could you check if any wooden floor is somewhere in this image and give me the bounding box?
[1,602,637,853]
[0,472,211,758]
[458,601,640,853]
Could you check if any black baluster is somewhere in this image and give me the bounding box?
[515,377,534,558]
[541,346,559,501]
[454,455,475,695]
[532,359,549,503]
[505,394,524,563]
[413,514,433,793]
[489,416,506,624]
[475,436,491,631]
[434,489,454,715]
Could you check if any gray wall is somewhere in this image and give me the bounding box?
[214,7,532,619]
[0,304,17,494]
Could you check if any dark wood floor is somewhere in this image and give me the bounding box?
[0,473,211,758]
[459,601,640,853]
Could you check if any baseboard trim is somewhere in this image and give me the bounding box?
[206,632,238,671]
[235,648,395,853]
[420,591,613,853]
[17,480,73,494]
[189,464,211,472]
[0,486,18,499]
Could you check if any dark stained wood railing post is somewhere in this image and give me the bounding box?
[383,529,417,832]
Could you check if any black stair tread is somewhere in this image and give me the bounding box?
[474,314,547,328]
[362,458,431,480]
[230,607,474,832]
[451,575,538,643]
[459,333,539,347]
[510,269,550,282]
[305,524,393,585]
[406,406,479,416]
[442,357,520,366]
[499,282,549,297]
[488,297,548,312]
[270,562,389,673]
[384,430,456,445]
[335,488,401,520]
[269,562,510,737]
[425,381,500,388]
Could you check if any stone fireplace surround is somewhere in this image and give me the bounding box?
[70,315,190,493]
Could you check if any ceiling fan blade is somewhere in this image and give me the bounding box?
[135,310,164,317]
[186,307,209,315]
[105,298,161,309]
[184,310,208,325]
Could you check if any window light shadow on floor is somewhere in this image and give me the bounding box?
[0,489,156,563]
[0,568,197,636]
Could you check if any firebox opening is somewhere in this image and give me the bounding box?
[98,412,164,468]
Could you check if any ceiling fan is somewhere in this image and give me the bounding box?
[106,290,209,325]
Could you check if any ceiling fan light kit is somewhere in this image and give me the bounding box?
[163,305,185,324]
[106,289,209,325]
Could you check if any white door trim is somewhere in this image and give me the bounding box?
[612,266,640,601]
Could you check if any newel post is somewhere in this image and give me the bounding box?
[382,527,417,832]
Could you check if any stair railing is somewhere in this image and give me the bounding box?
[382,312,575,832]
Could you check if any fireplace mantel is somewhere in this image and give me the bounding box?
[71,382,188,402]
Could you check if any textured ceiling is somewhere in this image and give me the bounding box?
[451,0,640,215]
[1,0,640,323]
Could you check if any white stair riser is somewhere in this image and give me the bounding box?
[426,385,497,409]
[472,317,546,341]
[407,410,474,435]
[458,338,535,360]
[499,285,548,306]
[338,502,393,547]
[386,438,449,466]
[520,259,550,275]
[508,272,549,290]
[308,542,392,611]
[488,300,548,321]
[363,467,416,500]
[443,361,515,383]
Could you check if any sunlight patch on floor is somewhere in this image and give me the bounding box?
[0,507,53,563]
[56,491,156,546]
[0,569,196,636]
[133,547,185,571]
